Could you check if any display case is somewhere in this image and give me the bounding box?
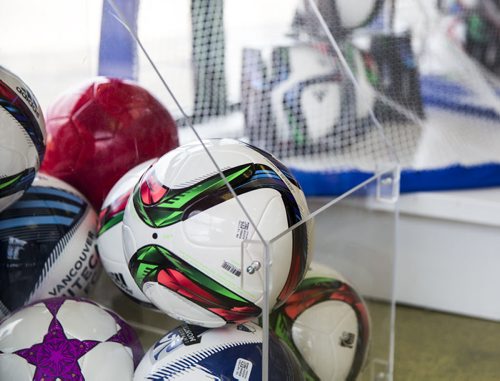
[0,1,399,380]
[91,168,399,381]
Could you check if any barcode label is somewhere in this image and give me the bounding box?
[222,261,241,277]
[233,358,253,381]
[236,220,250,240]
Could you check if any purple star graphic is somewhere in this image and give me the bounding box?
[106,310,144,367]
[14,300,99,381]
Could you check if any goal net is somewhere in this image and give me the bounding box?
[101,0,500,194]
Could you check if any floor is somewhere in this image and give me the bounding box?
[395,305,500,381]
[91,274,500,380]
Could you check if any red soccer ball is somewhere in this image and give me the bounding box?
[41,77,179,209]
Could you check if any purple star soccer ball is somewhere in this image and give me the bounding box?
[0,297,143,380]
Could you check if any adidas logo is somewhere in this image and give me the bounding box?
[16,86,40,118]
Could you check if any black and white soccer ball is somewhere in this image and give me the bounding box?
[0,65,46,213]
[123,139,313,328]
[241,41,376,154]
[0,174,100,318]
[134,322,303,381]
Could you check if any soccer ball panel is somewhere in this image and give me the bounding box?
[152,139,260,188]
[287,44,335,79]
[143,282,226,328]
[102,159,155,208]
[57,299,118,341]
[251,194,293,300]
[0,192,23,216]
[302,81,342,142]
[292,301,358,381]
[0,109,32,175]
[99,252,151,304]
[98,159,155,304]
[335,0,380,29]
[0,303,51,352]
[0,353,34,379]
[352,49,376,117]
[80,342,134,380]
[183,188,285,245]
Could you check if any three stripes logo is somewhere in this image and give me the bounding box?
[0,185,86,239]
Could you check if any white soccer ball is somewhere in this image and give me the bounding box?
[134,322,303,381]
[270,261,371,381]
[0,297,143,380]
[326,0,382,30]
[122,139,312,327]
[0,174,100,318]
[98,159,156,306]
[0,65,46,212]
[297,0,383,34]
[242,42,375,152]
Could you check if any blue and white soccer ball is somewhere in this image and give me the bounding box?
[134,322,303,381]
[0,174,100,318]
[0,65,46,212]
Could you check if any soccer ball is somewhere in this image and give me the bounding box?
[0,65,46,213]
[134,322,303,381]
[40,77,179,209]
[0,296,143,380]
[299,0,384,37]
[241,41,375,154]
[270,262,371,381]
[0,174,100,318]
[98,159,156,306]
[122,139,312,328]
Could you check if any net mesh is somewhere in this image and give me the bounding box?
[134,0,396,170]
[395,0,500,169]
[129,0,500,190]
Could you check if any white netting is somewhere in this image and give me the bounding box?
[128,0,500,187]
[394,0,500,170]
[131,0,398,173]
